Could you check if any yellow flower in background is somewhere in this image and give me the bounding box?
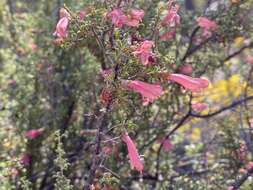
[233,36,244,47]
[178,124,191,133]
[191,128,201,140]
[193,74,253,111]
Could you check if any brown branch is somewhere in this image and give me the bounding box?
[181,26,200,62]
[191,96,253,119]
[230,167,253,190]
[83,104,110,190]
[83,25,118,190]
[224,42,253,62]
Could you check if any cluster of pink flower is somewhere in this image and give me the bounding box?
[53,8,70,38]
[160,1,180,40]
[53,8,86,39]
[122,80,163,106]
[132,40,155,65]
[106,8,145,28]
[196,16,218,39]
[117,75,209,172]
[52,4,213,173]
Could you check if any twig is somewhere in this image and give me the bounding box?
[154,95,193,177]
[191,96,253,119]
[181,27,200,62]
[83,103,111,190]
[100,165,121,179]
[230,167,253,190]
[224,42,253,62]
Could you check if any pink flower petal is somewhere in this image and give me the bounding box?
[132,40,155,65]
[126,9,145,27]
[160,30,176,41]
[168,74,209,92]
[53,17,69,38]
[196,17,217,30]
[122,132,144,172]
[122,80,163,105]
[106,9,127,28]
[161,4,180,27]
[24,128,44,139]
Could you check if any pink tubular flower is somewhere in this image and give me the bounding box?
[161,4,180,27]
[20,154,31,165]
[24,128,44,139]
[53,17,69,38]
[126,9,145,27]
[191,102,208,112]
[160,30,176,41]
[196,17,217,30]
[132,40,155,65]
[122,80,163,105]
[196,17,217,38]
[158,138,173,152]
[178,64,193,75]
[167,74,209,92]
[168,74,209,91]
[106,9,127,28]
[122,132,144,172]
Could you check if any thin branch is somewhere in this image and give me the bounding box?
[230,167,253,190]
[83,104,111,190]
[191,96,253,119]
[181,27,200,62]
[224,42,253,62]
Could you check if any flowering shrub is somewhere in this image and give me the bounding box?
[1,0,253,189]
